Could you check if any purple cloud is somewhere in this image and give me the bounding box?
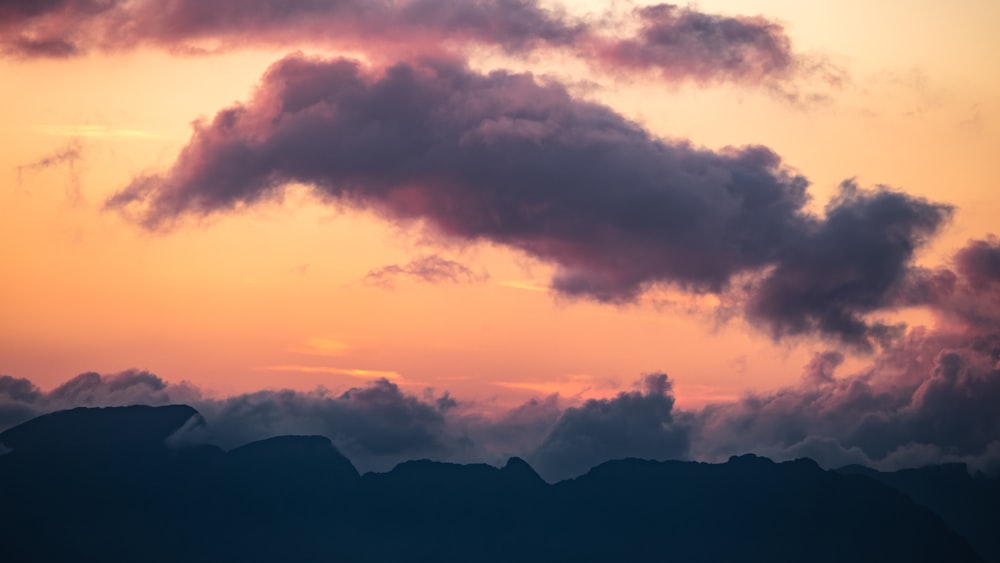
[0,1,816,88]
[106,55,948,348]
[592,4,794,84]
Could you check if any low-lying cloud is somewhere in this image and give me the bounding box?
[5,239,999,480]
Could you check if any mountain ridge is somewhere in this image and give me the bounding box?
[0,405,993,562]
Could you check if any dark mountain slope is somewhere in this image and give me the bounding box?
[838,463,1000,562]
[0,406,986,563]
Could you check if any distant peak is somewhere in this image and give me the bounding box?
[227,434,360,481]
[0,405,200,452]
[727,453,773,465]
[782,457,822,471]
[501,456,546,484]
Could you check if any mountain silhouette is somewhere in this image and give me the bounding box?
[0,404,199,452]
[0,405,990,562]
[838,463,1000,562]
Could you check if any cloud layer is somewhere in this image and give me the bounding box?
[106,54,948,349]
[5,240,998,480]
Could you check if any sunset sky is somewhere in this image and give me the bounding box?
[2,0,998,477]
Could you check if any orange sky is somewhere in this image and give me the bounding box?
[1,0,998,412]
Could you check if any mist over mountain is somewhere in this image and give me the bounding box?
[1,405,995,562]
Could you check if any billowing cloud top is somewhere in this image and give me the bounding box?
[106,54,949,349]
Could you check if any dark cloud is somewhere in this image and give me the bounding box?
[0,0,579,60]
[459,394,563,461]
[106,55,946,348]
[0,375,42,403]
[0,376,43,430]
[0,0,120,58]
[0,1,817,87]
[364,254,486,288]
[746,180,951,351]
[894,237,1000,331]
[693,240,1000,473]
[801,350,845,386]
[111,0,584,57]
[196,379,456,470]
[955,236,1000,291]
[592,4,794,84]
[530,373,690,481]
[693,330,1000,474]
[0,370,193,436]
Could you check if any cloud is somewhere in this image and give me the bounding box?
[0,0,114,58]
[0,0,577,59]
[692,329,1000,474]
[195,379,456,469]
[894,236,1000,331]
[692,238,1000,473]
[530,373,690,480]
[0,370,200,432]
[106,54,947,348]
[99,0,581,57]
[591,4,794,85]
[745,179,951,351]
[364,254,487,288]
[0,1,821,88]
[801,350,845,386]
[16,139,84,202]
[955,236,1000,290]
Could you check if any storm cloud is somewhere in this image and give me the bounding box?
[106,54,949,348]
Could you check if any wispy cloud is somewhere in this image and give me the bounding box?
[497,280,548,293]
[364,255,487,289]
[16,139,84,202]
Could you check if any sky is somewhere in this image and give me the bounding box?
[1,0,999,479]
